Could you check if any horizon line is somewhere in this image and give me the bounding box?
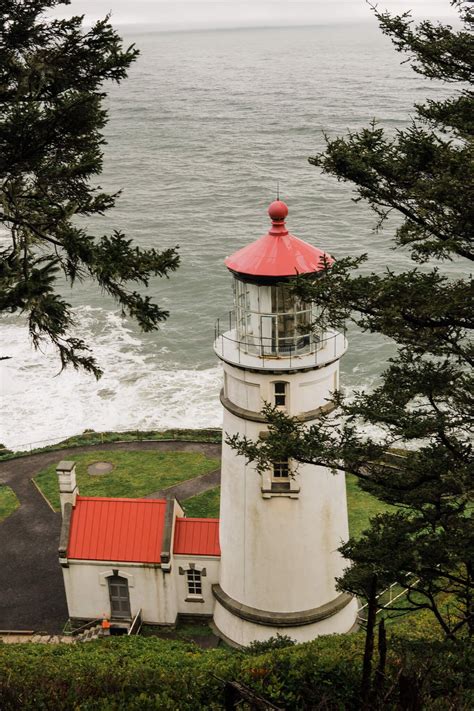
[79,16,457,32]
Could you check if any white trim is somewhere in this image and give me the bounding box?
[67,559,160,569]
[173,554,220,561]
[99,570,135,587]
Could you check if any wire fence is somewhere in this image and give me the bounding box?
[357,576,420,621]
[1,426,223,455]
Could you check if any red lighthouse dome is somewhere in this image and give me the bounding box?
[225,201,333,279]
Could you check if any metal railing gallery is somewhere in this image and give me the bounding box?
[214,310,345,369]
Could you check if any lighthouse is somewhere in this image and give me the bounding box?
[212,200,358,646]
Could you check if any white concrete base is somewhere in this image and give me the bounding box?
[212,596,359,648]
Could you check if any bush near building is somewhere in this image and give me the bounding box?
[0,622,471,710]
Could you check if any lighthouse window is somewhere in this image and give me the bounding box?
[272,459,290,479]
[186,569,202,596]
[274,382,287,408]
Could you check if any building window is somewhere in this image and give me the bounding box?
[274,381,287,408]
[260,455,299,498]
[271,458,291,492]
[272,459,290,480]
[186,568,202,596]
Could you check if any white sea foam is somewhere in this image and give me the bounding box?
[0,26,460,452]
[0,306,223,451]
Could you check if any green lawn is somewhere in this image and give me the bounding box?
[0,484,20,523]
[183,474,393,538]
[346,474,395,539]
[184,486,220,518]
[36,449,393,537]
[34,450,220,512]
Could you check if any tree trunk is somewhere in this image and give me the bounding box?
[373,617,387,705]
[361,574,378,707]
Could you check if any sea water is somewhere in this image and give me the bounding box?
[0,24,457,450]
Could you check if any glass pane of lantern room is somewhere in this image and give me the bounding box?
[271,284,293,313]
[260,315,275,355]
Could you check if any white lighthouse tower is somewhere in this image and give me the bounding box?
[212,199,358,647]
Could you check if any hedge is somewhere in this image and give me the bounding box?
[0,631,472,709]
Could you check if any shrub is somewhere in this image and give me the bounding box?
[245,634,296,654]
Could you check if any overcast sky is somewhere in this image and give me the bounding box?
[49,1,459,30]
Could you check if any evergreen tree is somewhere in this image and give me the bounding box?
[0,1,179,377]
[229,1,473,639]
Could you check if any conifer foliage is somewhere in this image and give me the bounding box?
[229,1,473,639]
[0,1,179,376]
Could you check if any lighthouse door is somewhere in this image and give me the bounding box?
[108,575,131,618]
[260,315,275,356]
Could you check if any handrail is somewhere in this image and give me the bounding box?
[357,575,421,618]
[128,609,142,636]
[63,617,104,637]
[215,325,344,369]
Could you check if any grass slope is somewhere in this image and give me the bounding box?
[35,450,220,511]
[0,484,20,523]
[346,474,395,538]
[184,486,220,518]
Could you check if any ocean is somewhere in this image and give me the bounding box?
[0,23,457,450]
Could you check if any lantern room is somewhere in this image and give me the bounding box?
[216,200,339,364]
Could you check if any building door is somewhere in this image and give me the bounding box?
[108,575,131,618]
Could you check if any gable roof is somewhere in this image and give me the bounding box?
[173,517,220,556]
[67,497,167,564]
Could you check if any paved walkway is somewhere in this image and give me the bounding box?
[146,467,221,501]
[0,441,221,634]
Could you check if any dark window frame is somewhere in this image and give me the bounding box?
[186,568,203,596]
[274,381,288,408]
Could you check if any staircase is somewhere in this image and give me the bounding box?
[3,625,105,644]
[0,633,74,644]
[0,611,143,645]
[74,624,104,643]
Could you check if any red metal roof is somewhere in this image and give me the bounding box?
[173,517,221,556]
[225,200,334,278]
[68,497,167,563]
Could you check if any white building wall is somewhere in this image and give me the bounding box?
[62,560,178,625]
[213,596,359,648]
[216,349,357,645]
[174,556,220,615]
[219,410,351,614]
[223,362,339,417]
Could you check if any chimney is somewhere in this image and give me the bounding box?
[56,461,78,516]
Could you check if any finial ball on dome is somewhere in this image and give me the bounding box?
[268,200,288,221]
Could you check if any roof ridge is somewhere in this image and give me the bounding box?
[176,516,220,523]
[76,496,167,504]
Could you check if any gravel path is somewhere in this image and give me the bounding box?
[0,440,221,634]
